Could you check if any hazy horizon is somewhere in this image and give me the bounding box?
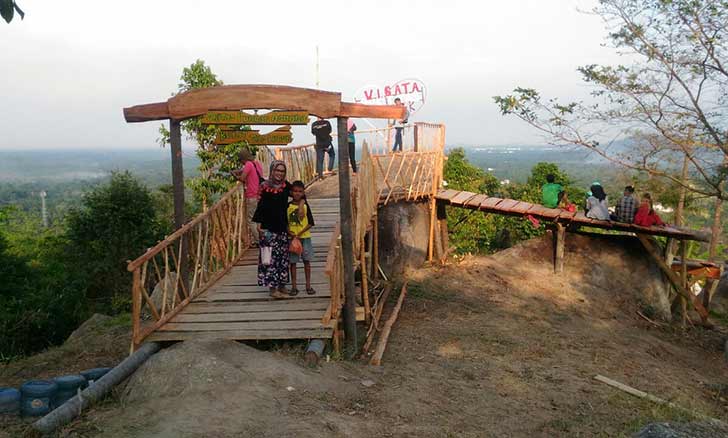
[0,0,622,151]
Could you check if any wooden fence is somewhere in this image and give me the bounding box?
[320,122,446,329]
[127,183,249,348]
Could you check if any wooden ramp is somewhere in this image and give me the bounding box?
[437,189,709,242]
[147,197,340,343]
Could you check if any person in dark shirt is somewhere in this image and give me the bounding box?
[614,185,637,223]
[311,116,336,178]
[252,160,292,298]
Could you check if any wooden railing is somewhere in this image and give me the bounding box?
[320,123,446,326]
[128,183,249,348]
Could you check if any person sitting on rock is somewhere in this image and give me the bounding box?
[634,193,665,227]
[614,185,638,223]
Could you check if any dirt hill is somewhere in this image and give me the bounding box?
[4,232,728,437]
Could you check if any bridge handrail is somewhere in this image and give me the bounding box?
[127,183,249,348]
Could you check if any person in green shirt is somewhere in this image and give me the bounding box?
[542,174,565,208]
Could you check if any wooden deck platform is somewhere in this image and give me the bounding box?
[146,197,340,343]
[437,189,709,242]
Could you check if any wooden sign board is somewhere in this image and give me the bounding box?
[215,126,292,145]
[201,110,309,125]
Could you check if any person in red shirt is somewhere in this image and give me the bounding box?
[231,149,265,244]
[634,193,665,227]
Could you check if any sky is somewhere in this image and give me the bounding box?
[0,0,623,150]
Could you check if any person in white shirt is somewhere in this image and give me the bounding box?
[586,184,610,220]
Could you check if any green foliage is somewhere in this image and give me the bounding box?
[158,59,257,206]
[65,171,167,311]
[0,207,86,358]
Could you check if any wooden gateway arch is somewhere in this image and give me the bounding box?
[123,84,407,354]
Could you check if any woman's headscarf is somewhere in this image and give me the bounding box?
[590,184,607,201]
[263,160,287,190]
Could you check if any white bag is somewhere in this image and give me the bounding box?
[260,246,272,265]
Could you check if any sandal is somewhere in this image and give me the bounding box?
[305,287,316,295]
[289,287,299,296]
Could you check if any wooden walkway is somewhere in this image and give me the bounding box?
[437,189,709,242]
[146,197,340,343]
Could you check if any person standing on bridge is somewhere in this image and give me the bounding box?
[347,118,358,173]
[311,116,335,178]
[231,149,264,246]
[390,98,409,152]
[253,160,292,299]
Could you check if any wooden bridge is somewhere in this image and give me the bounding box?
[126,117,446,350]
[124,84,712,351]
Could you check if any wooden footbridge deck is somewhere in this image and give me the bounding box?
[145,197,339,343]
[436,189,709,242]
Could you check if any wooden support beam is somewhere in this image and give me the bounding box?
[337,116,358,357]
[554,222,565,273]
[360,237,371,323]
[370,281,408,366]
[123,102,170,122]
[169,120,188,301]
[637,234,710,323]
[339,102,406,119]
[679,240,688,327]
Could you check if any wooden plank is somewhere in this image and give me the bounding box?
[511,201,534,214]
[123,102,170,123]
[166,84,343,120]
[525,204,560,220]
[159,319,332,332]
[215,126,292,145]
[171,310,326,323]
[449,191,477,206]
[185,299,330,314]
[496,199,519,212]
[146,328,333,342]
[339,102,407,119]
[465,194,489,209]
[201,110,309,125]
[480,197,504,209]
[435,189,461,203]
[201,290,331,301]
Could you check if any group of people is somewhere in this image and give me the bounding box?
[541,174,666,227]
[233,153,316,299]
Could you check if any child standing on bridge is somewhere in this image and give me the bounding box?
[288,181,316,296]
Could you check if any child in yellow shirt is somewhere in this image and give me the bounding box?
[287,181,316,295]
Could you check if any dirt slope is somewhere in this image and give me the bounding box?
[6,233,728,437]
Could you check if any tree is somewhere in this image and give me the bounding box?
[1,0,24,23]
[158,60,255,208]
[65,171,164,311]
[494,0,727,261]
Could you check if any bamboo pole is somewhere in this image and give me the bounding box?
[131,269,141,348]
[370,281,408,366]
[680,240,688,327]
[360,236,371,323]
[362,283,393,354]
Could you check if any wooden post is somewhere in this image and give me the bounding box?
[170,120,189,300]
[170,120,185,230]
[437,201,449,263]
[428,197,436,262]
[337,117,358,357]
[131,269,141,351]
[360,236,371,323]
[637,234,710,323]
[413,123,419,152]
[554,222,565,273]
[679,240,688,327]
[372,214,379,281]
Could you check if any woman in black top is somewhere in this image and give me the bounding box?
[252,160,291,298]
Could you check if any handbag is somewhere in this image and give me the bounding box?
[260,246,272,265]
[289,237,303,255]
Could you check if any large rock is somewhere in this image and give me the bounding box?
[377,200,431,277]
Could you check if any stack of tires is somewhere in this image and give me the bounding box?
[0,367,112,418]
